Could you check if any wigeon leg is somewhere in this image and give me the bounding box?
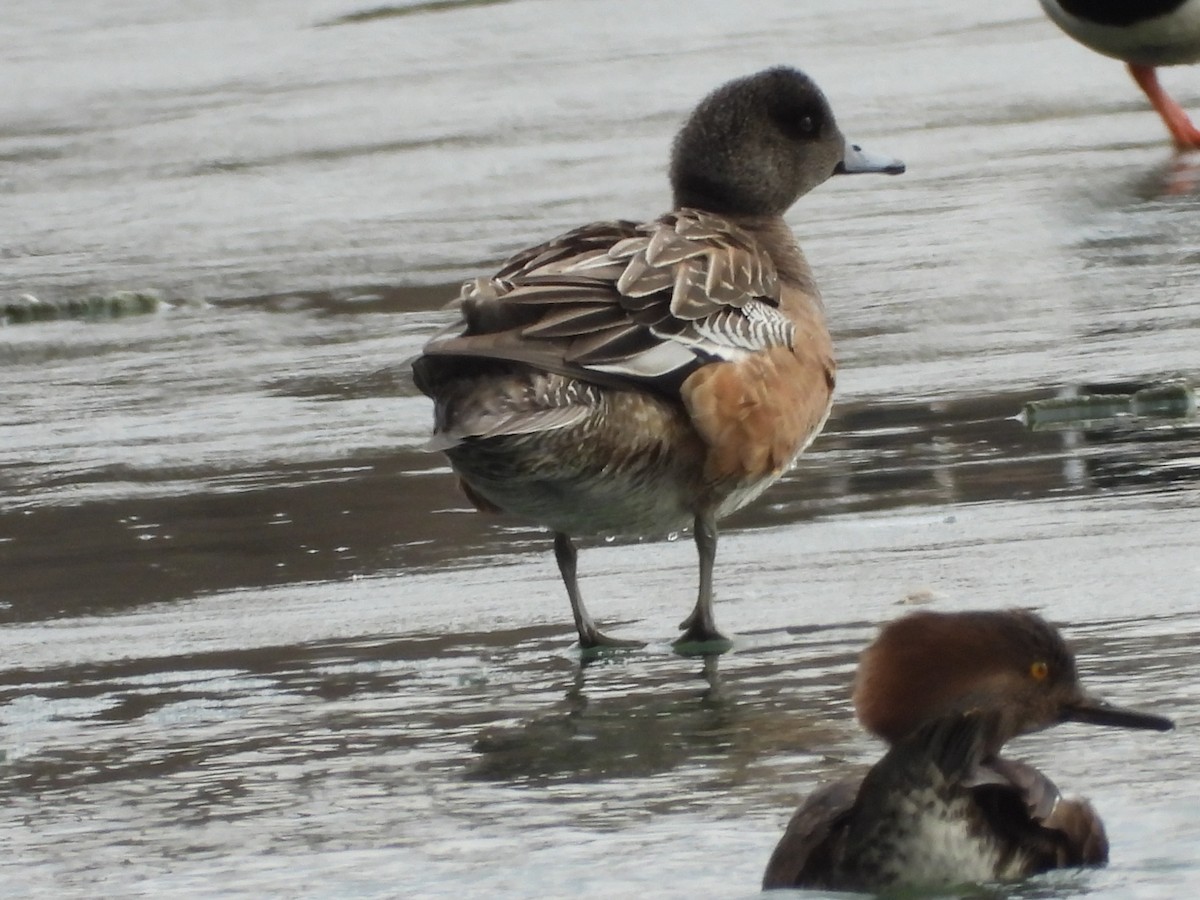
[1128,63,1200,150]
[674,513,732,647]
[554,532,641,649]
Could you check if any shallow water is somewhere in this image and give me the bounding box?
[3,0,1199,897]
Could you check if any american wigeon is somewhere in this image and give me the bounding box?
[1039,0,1200,148]
[413,66,903,649]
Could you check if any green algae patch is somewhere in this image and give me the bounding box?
[1021,383,1196,431]
[3,291,167,325]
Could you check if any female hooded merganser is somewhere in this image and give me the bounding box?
[1039,0,1200,148]
[763,609,1174,891]
[412,67,903,649]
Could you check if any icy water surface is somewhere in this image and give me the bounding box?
[3,0,1200,897]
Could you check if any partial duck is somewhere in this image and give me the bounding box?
[1039,0,1200,148]
[412,67,903,649]
[763,609,1173,891]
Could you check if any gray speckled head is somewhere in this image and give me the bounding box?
[669,66,901,217]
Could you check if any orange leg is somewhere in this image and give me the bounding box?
[1128,63,1200,151]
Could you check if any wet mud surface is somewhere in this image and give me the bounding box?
[3,1,1199,897]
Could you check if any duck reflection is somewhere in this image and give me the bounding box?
[1152,153,1200,197]
[468,654,731,783]
[466,648,851,785]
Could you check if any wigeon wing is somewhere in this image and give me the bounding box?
[422,211,793,391]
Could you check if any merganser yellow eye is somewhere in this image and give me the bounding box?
[1030,661,1049,681]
